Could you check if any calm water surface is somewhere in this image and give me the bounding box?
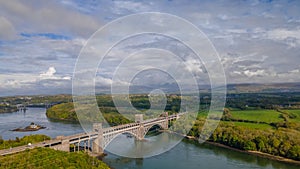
[0,108,298,169]
[103,134,300,169]
[0,108,83,140]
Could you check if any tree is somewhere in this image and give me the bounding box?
[222,108,232,121]
[243,140,256,151]
[15,137,20,143]
[255,136,267,151]
[279,142,291,156]
[287,145,300,160]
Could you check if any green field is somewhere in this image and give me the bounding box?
[222,121,274,130]
[230,109,283,123]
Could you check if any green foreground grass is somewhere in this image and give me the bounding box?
[0,147,109,169]
[0,135,50,150]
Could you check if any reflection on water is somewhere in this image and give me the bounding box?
[106,132,182,158]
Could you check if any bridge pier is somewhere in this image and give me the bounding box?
[163,112,169,129]
[135,114,145,140]
[77,142,80,152]
[61,139,70,152]
[137,124,145,140]
[92,123,104,155]
[51,136,70,152]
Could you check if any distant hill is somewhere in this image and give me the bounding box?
[99,82,300,94]
[227,82,300,93]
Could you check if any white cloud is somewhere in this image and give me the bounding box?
[267,29,300,40]
[184,59,203,74]
[96,76,113,86]
[289,69,300,73]
[39,67,71,80]
[40,66,56,77]
[266,28,300,47]
[0,66,71,89]
[243,69,266,77]
[226,29,247,34]
[112,1,150,14]
[0,74,37,89]
[0,68,72,96]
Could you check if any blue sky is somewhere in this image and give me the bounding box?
[0,0,300,96]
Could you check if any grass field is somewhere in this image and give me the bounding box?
[222,121,274,130]
[230,109,283,123]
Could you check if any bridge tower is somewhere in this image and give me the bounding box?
[135,114,145,140]
[92,123,104,154]
[163,112,169,129]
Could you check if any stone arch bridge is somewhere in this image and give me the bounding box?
[0,112,183,156]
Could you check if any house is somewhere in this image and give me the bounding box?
[30,123,38,129]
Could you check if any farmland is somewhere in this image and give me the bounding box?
[230,109,283,123]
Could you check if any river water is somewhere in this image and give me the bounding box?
[0,108,299,169]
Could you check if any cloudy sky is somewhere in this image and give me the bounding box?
[0,0,300,96]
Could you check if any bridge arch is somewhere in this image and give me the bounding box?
[143,123,166,137]
[103,131,139,149]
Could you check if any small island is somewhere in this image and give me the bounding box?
[12,122,46,132]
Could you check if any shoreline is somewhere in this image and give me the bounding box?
[46,116,79,123]
[165,130,300,165]
[192,138,300,165]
